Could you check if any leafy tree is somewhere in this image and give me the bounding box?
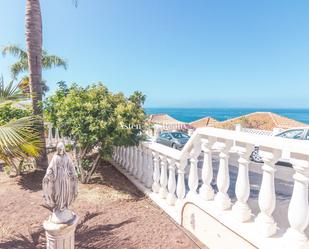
[0,103,31,125]
[0,78,41,175]
[45,82,147,183]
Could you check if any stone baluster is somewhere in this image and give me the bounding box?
[152,152,160,193]
[126,147,131,172]
[123,147,128,169]
[283,155,309,249]
[133,146,139,177]
[199,138,215,200]
[188,139,202,198]
[118,147,122,165]
[255,148,280,237]
[232,143,254,222]
[116,146,120,163]
[137,146,144,181]
[119,147,124,166]
[214,141,233,210]
[145,148,154,188]
[176,159,187,205]
[129,146,134,174]
[159,155,168,199]
[47,123,53,147]
[55,128,60,145]
[142,147,148,184]
[114,146,118,162]
[167,159,177,205]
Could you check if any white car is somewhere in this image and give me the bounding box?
[250,127,309,165]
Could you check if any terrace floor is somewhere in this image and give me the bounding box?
[0,162,203,249]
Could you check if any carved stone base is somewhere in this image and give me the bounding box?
[44,214,78,249]
[283,228,309,249]
[214,192,231,210]
[255,213,277,237]
[232,201,252,222]
[199,185,214,201]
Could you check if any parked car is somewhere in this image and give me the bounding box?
[250,127,309,164]
[156,131,190,150]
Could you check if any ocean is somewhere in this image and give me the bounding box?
[145,108,309,124]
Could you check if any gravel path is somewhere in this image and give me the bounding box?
[0,162,200,249]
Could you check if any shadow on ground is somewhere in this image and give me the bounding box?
[92,161,145,200]
[0,212,137,249]
[17,170,45,192]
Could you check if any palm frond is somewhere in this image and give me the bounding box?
[42,54,67,70]
[0,76,27,103]
[0,116,42,163]
[2,45,28,60]
[10,60,28,78]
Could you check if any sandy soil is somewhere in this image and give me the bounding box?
[0,162,200,249]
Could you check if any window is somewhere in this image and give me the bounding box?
[277,129,304,140]
[171,132,190,139]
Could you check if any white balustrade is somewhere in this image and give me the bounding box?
[152,152,160,193]
[133,147,139,177]
[176,159,187,205]
[232,143,254,222]
[159,155,168,199]
[255,148,281,237]
[188,138,202,197]
[214,141,233,210]
[283,154,309,249]
[199,138,215,200]
[112,127,309,249]
[137,146,144,181]
[167,158,177,205]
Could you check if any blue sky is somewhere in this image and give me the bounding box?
[0,0,309,108]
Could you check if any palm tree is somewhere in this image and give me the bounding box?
[24,0,76,169]
[2,45,67,94]
[24,0,47,169]
[0,79,42,175]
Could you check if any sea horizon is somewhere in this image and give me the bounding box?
[145,107,309,124]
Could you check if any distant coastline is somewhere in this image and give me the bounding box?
[145,108,309,124]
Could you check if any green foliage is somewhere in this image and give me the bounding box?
[44,82,147,183]
[0,102,31,125]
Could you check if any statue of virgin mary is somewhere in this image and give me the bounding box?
[43,142,78,224]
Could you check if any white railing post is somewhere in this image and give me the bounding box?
[214,140,233,210]
[133,146,139,177]
[55,128,60,145]
[167,159,177,205]
[128,146,133,173]
[145,148,154,188]
[119,146,124,167]
[123,147,128,170]
[232,143,254,222]
[255,148,280,237]
[188,139,202,197]
[47,123,53,147]
[199,138,215,201]
[283,155,309,249]
[159,155,168,199]
[176,159,187,206]
[137,145,144,181]
[152,152,160,193]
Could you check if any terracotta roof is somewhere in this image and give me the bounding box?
[190,117,218,129]
[214,112,308,131]
[148,114,185,125]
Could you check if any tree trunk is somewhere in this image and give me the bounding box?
[25,0,48,169]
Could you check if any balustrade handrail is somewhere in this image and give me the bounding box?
[143,128,309,162]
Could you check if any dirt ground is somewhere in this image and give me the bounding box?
[0,162,201,249]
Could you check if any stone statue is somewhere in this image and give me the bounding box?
[43,142,78,224]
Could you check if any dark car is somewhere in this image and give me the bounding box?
[156,131,190,150]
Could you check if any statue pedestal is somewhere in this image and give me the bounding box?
[43,215,78,249]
